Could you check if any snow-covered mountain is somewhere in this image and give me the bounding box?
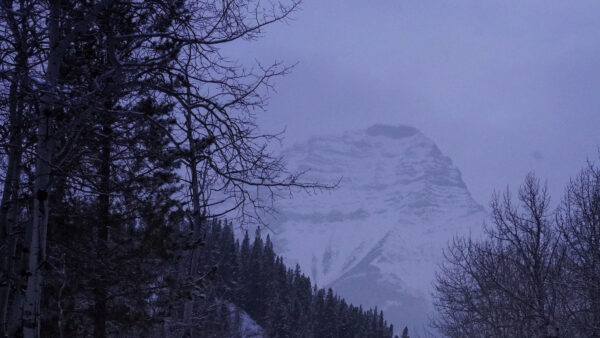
[267,125,487,335]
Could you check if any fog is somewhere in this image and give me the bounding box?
[229,0,600,205]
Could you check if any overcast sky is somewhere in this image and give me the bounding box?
[230,0,600,206]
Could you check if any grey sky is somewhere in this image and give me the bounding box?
[231,0,600,206]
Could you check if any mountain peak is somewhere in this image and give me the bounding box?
[269,125,486,335]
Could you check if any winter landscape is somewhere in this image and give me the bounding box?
[2,1,600,338]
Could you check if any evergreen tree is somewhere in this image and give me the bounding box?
[189,222,396,338]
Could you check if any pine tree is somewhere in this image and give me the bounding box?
[247,228,266,321]
[42,94,186,336]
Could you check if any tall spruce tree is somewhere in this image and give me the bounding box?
[401,326,410,338]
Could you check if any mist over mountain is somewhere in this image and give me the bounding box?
[266,124,487,334]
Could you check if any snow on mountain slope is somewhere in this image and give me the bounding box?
[228,303,265,338]
[267,125,487,335]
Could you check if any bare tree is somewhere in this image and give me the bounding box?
[433,174,565,337]
[0,0,45,335]
[557,161,600,336]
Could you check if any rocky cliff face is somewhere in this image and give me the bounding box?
[267,125,486,334]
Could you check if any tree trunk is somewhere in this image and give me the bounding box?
[94,122,111,338]
[182,103,206,338]
[0,1,28,334]
[22,1,60,336]
[0,74,24,338]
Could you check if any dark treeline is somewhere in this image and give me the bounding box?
[433,162,600,338]
[190,221,396,338]
[38,209,398,337]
